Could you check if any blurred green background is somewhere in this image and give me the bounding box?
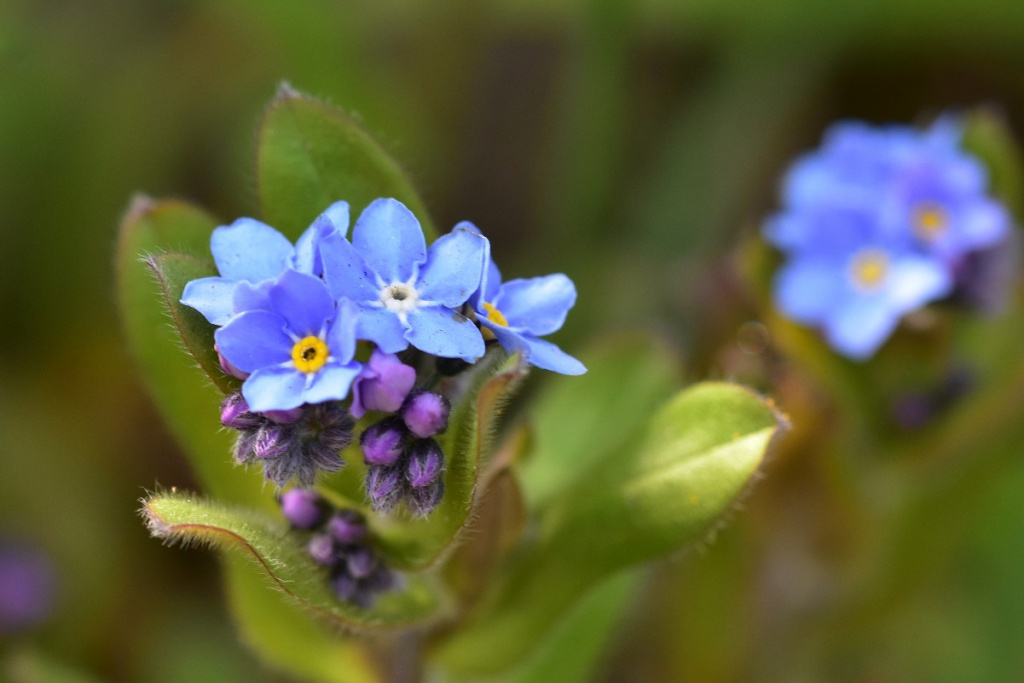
[4,0,1024,680]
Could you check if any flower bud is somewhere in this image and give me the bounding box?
[262,407,304,424]
[405,439,445,488]
[328,510,368,545]
[280,489,328,530]
[307,533,337,566]
[407,479,445,517]
[221,393,262,430]
[331,569,359,602]
[360,418,407,466]
[345,547,376,579]
[253,427,291,460]
[366,465,403,512]
[351,350,417,418]
[401,391,450,438]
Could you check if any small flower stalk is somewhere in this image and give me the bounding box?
[279,490,395,608]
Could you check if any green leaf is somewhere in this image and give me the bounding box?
[116,198,260,507]
[370,352,529,571]
[961,109,1024,221]
[432,382,784,675]
[257,85,436,241]
[519,334,682,511]
[143,491,448,631]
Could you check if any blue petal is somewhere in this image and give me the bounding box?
[352,198,426,284]
[773,260,843,324]
[494,274,576,336]
[211,218,294,282]
[232,280,273,314]
[180,277,236,325]
[243,366,307,412]
[319,230,381,303]
[355,307,409,353]
[406,307,484,360]
[955,200,1010,251]
[215,310,292,373]
[326,299,360,364]
[294,201,351,275]
[489,325,585,375]
[882,255,952,310]
[825,298,900,360]
[418,227,487,307]
[268,270,334,337]
[302,361,362,404]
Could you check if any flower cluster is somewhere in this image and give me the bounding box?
[765,118,1012,359]
[279,490,394,608]
[183,198,584,504]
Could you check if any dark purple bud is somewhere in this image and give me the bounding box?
[366,465,403,512]
[360,418,407,466]
[331,569,360,602]
[405,439,445,488]
[262,407,304,424]
[345,547,376,579]
[253,426,291,460]
[406,479,445,517]
[351,350,418,418]
[280,489,329,530]
[401,391,450,438]
[216,344,251,380]
[233,431,259,465]
[363,565,397,593]
[307,533,337,566]
[328,510,368,545]
[221,393,262,430]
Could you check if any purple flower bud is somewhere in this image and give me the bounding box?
[216,344,250,380]
[360,418,407,466]
[253,427,291,460]
[280,489,329,530]
[401,391,450,438]
[233,431,259,465]
[405,439,445,488]
[331,569,360,602]
[351,350,418,418]
[262,407,304,424]
[221,393,262,430]
[307,533,337,566]
[406,479,445,517]
[366,465,403,512]
[345,547,376,579]
[363,565,396,593]
[328,510,368,545]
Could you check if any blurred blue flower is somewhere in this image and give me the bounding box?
[215,269,362,411]
[463,223,586,375]
[181,200,350,325]
[319,198,487,361]
[766,117,1010,359]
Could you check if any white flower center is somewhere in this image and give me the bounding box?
[380,281,420,313]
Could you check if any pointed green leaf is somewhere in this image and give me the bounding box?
[432,382,785,675]
[257,85,436,240]
[116,198,260,506]
[144,491,448,630]
[371,352,529,571]
[520,334,682,510]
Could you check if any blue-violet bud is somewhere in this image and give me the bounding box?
[331,570,360,603]
[221,393,262,430]
[262,407,304,424]
[307,533,337,566]
[401,391,450,438]
[328,510,368,545]
[360,417,407,466]
[253,427,291,460]
[351,350,418,418]
[405,439,445,488]
[280,489,329,530]
[407,479,445,517]
[345,546,376,579]
[366,465,403,512]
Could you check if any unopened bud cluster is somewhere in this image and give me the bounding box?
[221,394,353,488]
[279,489,395,608]
[361,390,449,516]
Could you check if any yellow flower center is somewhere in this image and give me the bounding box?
[850,250,889,291]
[291,336,329,374]
[913,203,947,242]
[482,302,508,327]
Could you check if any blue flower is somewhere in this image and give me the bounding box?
[214,269,362,412]
[463,223,586,375]
[319,198,487,361]
[766,117,1011,359]
[181,201,350,325]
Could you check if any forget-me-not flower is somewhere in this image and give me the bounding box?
[214,269,362,411]
[181,201,350,325]
[463,223,586,375]
[319,198,487,361]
